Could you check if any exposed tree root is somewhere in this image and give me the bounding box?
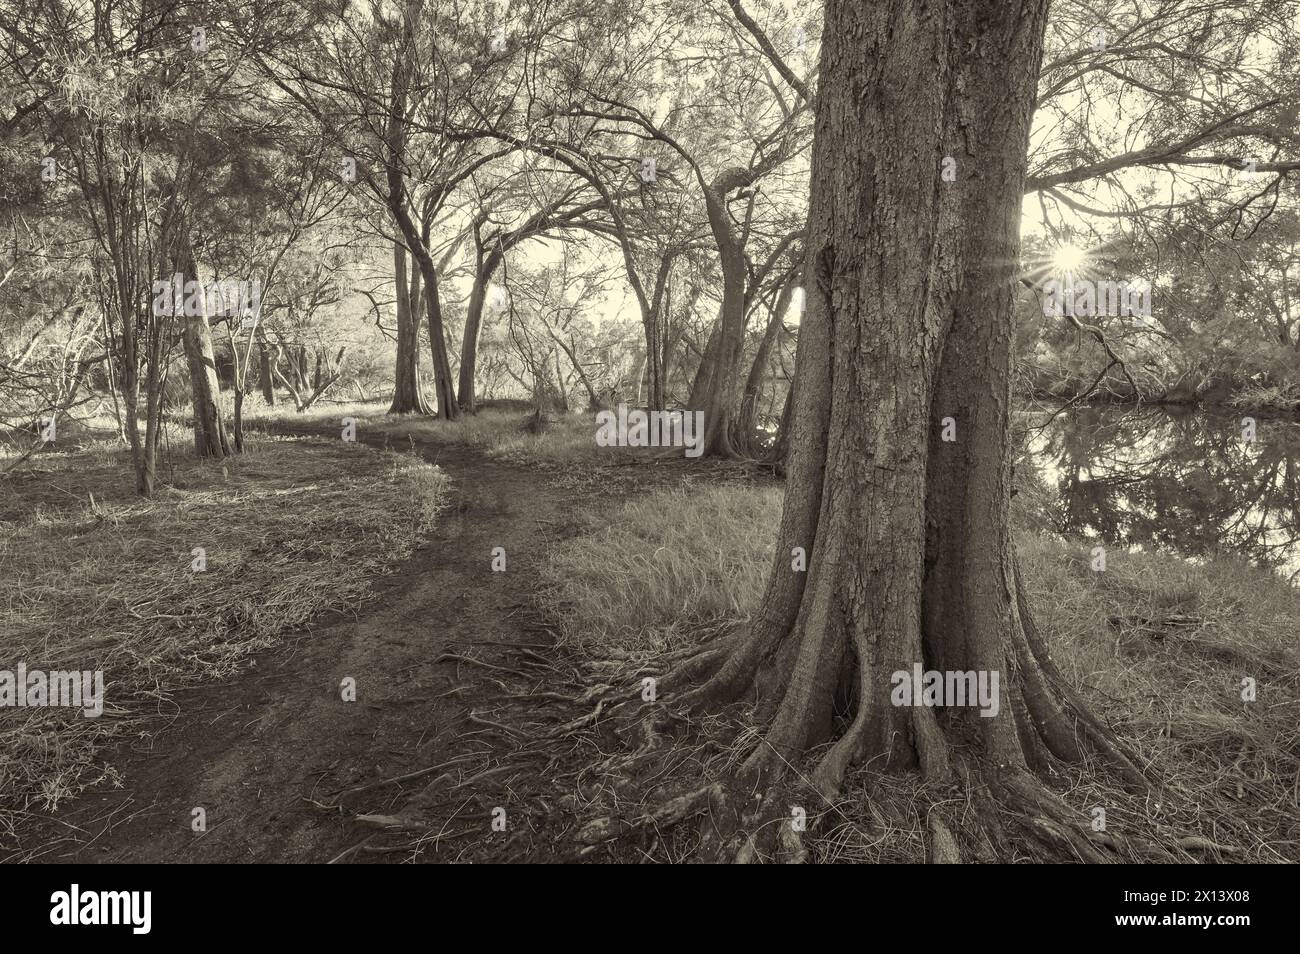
[1013,560,1150,788]
[1178,836,1243,855]
[344,581,1166,864]
[927,814,962,863]
[735,795,808,864]
[572,563,1160,862]
[985,770,1113,863]
[576,784,723,846]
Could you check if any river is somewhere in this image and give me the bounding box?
[1019,403,1300,583]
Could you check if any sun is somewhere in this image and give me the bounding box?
[1051,243,1088,273]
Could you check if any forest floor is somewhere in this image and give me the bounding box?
[5,404,1298,863]
[2,412,741,863]
[2,423,585,862]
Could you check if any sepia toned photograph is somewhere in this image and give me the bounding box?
[0,0,1295,891]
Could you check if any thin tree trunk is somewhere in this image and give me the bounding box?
[553,348,569,411]
[634,353,648,406]
[259,341,276,405]
[233,389,245,453]
[458,246,502,414]
[178,258,231,459]
[382,1,458,421]
[736,275,797,454]
[389,242,430,414]
[643,316,664,410]
[418,251,459,419]
[687,172,752,456]
[100,311,126,442]
[459,275,487,413]
[687,303,724,411]
[553,331,602,409]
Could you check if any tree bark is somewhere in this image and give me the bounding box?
[459,275,487,413]
[418,249,459,419]
[382,1,458,420]
[687,303,723,408]
[259,341,276,405]
[389,241,430,414]
[178,256,231,459]
[458,237,503,414]
[687,175,751,455]
[672,0,1142,853]
[644,319,664,411]
[736,274,797,454]
[181,310,230,458]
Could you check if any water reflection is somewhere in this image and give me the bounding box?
[1020,404,1300,582]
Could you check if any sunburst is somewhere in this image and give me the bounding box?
[1051,243,1088,274]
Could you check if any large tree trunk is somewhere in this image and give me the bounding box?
[670,0,1141,859]
[389,242,431,414]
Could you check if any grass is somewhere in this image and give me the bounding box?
[0,432,448,850]
[243,397,609,467]
[11,390,1295,862]
[538,482,1300,863]
[1012,534,1300,863]
[538,484,783,654]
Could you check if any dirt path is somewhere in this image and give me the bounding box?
[11,429,580,863]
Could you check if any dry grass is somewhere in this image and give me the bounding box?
[1003,535,1300,863]
[245,399,607,467]
[0,433,448,848]
[537,484,783,654]
[539,483,1300,862]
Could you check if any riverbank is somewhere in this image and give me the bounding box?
[8,405,1294,862]
[539,478,1300,861]
[1021,386,1300,418]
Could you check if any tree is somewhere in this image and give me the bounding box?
[665,0,1144,860]
[557,1,812,439]
[175,245,233,459]
[203,139,352,447]
[456,183,607,413]
[507,242,619,410]
[388,238,430,414]
[0,141,109,460]
[731,234,801,456]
